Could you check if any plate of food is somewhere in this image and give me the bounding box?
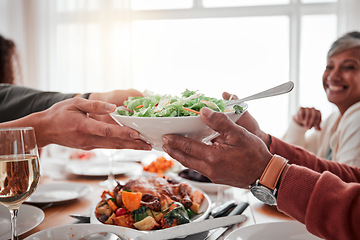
[0,204,44,239]
[225,221,322,240]
[110,90,247,151]
[65,161,142,177]
[175,168,229,194]
[141,155,183,177]
[25,183,93,204]
[90,176,211,232]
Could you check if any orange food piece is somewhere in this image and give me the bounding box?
[107,199,118,211]
[190,190,204,205]
[122,191,142,212]
[143,156,174,174]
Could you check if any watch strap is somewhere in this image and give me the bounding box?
[259,155,288,190]
[82,92,91,99]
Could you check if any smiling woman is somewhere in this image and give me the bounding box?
[283,31,360,167]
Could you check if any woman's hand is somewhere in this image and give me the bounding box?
[162,107,273,189]
[293,107,322,130]
[88,89,143,124]
[89,89,143,106]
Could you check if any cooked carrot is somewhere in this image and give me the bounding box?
[122,191,142,212]
[107,199,118,211]
[135,104,144,109]
[183,107,200,115]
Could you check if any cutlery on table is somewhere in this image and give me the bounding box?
[70,214,91,223]
[204,201,249,240]
[210,200,237,218]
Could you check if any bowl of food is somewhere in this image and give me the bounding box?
[91,176,211,231]
[110,90,248,150]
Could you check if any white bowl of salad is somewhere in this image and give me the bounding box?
[110,90,248,151]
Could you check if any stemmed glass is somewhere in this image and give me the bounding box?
[98,149,117,190]
[0,127,41,240]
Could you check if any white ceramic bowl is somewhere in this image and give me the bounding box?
[110,102,248,151]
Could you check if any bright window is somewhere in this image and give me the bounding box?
[46,0,339,137]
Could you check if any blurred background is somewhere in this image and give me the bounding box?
[1,0,359,137]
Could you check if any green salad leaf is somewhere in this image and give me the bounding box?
[117,89,239,117]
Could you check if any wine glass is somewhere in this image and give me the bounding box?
[0,127,41,240]
[98,149,117,190]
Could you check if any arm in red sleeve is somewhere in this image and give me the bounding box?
[277,165,360,240]
[270,135,360,183]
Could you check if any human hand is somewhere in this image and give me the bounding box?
[88,89,143,123]
[293,107,322,130]
[32,98,152,150]
[162,107,273,188]
[222,92,271,148]
[89,89,143,106]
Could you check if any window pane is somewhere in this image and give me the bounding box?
[132,16,289,137]
[50,24,104,92]
[56,0,100,12]
[130,0,192,10]
[301,0,336,3]
[204,0,288,8]
[299,14,337,119]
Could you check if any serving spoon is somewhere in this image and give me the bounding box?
[226,81,294,107]
[79,214,246,240]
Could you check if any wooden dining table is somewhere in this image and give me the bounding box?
[18,150,293,240]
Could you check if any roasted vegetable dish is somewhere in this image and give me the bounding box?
[95,176,205,230]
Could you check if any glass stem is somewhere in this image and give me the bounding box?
[107,155,115,186]
[10,208,19,240]
[216,185,224,205]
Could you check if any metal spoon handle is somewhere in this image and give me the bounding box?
[227,81,294,106]
[134,215,247,240]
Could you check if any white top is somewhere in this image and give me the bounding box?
[283,101,360,167]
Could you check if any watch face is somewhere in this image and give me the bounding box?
[250,186,277,205]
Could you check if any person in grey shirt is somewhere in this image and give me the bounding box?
[0,84,151,151]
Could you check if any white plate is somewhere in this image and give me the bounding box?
[25,183,93,204]
[177,176,229,194]
[112,149,164,162]
[24,223,145,240]
[225,221,322,240]
[90,187,212,227]
[0,204,44,239]
[65,161,141,177]
[168,172,229,194]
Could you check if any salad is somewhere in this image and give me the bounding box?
[116,89,243,117]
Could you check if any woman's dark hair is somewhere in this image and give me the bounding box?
[0,35,16,84]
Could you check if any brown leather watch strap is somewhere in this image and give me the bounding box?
[259,155,288,190]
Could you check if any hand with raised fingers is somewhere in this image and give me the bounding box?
[162,107,272,189]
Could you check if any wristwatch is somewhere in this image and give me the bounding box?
[250,154,288,205]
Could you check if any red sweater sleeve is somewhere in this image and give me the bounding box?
[270,136,360,182]
[270,136,360,239]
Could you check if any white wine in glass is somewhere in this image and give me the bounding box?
[0,127,41,240]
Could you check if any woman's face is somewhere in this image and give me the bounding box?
[323,47,360,114]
